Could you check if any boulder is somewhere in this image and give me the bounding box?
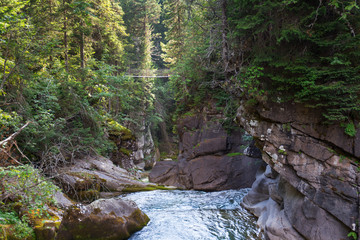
[56,156,164,202]
[56,198,149,240]
[148,161,181,187]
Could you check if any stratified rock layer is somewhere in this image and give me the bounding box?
[237,101,359,240]
[150,107,263,190]
[56,156,167,202]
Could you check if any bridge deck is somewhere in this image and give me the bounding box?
[125,69,171,78]
[124,75,170,78]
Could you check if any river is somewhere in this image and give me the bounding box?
[121,189,259,240]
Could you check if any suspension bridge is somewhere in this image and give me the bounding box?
[124,69,172,78]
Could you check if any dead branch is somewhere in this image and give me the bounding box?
[0,121,31,147]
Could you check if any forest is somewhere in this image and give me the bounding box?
[0,0,360,239]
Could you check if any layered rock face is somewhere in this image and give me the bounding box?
[133,121,157,170]
[108,119,156,170]
[237,102,359,239]
[150,108,263,190]
[56,156,171,202]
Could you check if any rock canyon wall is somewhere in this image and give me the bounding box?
[237,101,359,240]
[150,107,263,190]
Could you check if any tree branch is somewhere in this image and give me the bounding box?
[0,121,31,147]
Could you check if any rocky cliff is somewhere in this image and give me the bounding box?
[237,101,360,240]
[149,106,263,190]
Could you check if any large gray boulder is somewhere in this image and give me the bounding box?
[56,198,149,240]
[56,156,165,202]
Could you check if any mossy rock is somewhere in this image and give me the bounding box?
[56,198,150,240]
[78,189,100,202]
[68,172,102,191]
[0,223,35,240]
[119,147,132,156]
[122,184,177,193]
[34,217,61,240]
[106,119,134,141]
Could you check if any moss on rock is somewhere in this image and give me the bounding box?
[78,189,100,202]
[119,147,132,156]
[106,119,134,141]
[122,184,177,193]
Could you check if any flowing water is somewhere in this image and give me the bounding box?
[121,189,259,240]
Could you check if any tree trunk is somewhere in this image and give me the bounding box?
[80,31,85,69]
[63,0,68,72]
[220,0,229,79]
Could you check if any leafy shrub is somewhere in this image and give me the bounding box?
[343,122,357,137]
[0,211,35,240]
[0,165,60,239]
[0,110,22,138]
[0,165,60,212]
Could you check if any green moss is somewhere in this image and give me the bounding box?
[119,148,132,156]
[122,185,177,193]
[226,152,244,157]
[78,189,100,202]
[126,209,150,234]
[106,119,134,140]
[278,149,288,155]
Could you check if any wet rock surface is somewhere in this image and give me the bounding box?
[238,101,359,240]
[150,107,263,190]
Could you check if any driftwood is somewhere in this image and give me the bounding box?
[0,121,31,166]
[0,121,31,147]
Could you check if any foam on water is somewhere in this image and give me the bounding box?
[121,189,258,240]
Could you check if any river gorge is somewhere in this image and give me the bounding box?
[123,189,258,240]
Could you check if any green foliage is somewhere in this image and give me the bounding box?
[0,165,60,239]
[214,91,240,133]
[282,123,291,132]
[278,149,288,155]
[341,121,357,137]
[0,109,22,137]
[242,133,253,142]
[226,152,243,157]
[120,0,161,69]
[228,0,360,122]
[238,66,265,100]
[0,165,60,211]
[163,0,360,125]
[347,231,357,240]
[0,211,35,239]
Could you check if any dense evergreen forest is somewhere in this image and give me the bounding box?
[1,0,360,238]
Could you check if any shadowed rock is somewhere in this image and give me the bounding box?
[150,107,263,190]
